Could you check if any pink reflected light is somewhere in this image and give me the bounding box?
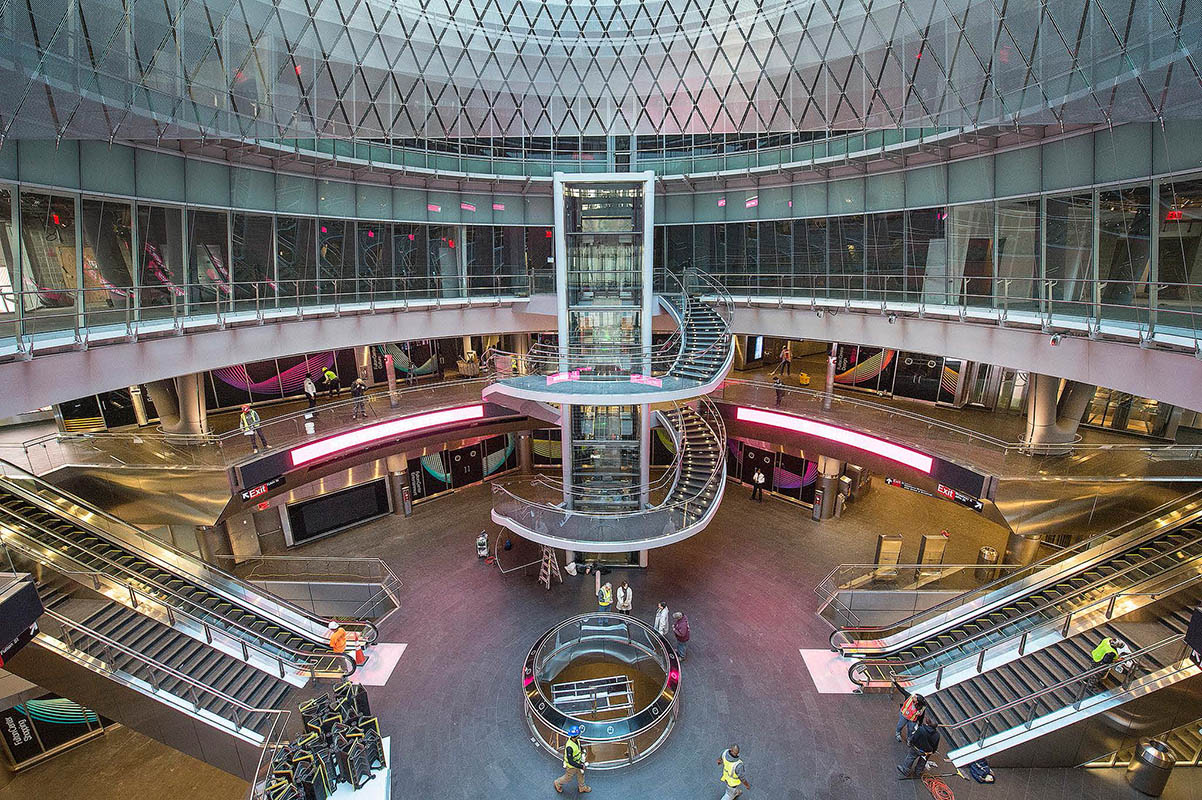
[735,407,933,474]
[289,405,486,467]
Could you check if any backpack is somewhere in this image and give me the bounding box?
[968,759,994,783]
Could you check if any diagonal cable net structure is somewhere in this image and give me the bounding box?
[0,0,1200,143]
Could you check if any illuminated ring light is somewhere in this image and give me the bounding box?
[735,406,933,474]
[523,613,681,770]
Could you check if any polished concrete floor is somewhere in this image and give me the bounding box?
[9,479,1199,800]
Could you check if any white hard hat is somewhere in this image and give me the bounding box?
[328,621,340,631]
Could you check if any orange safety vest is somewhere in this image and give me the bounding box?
[901,695,922,721]
[329,627,348,654]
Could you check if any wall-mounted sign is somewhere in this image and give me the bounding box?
[937,483,984,512]
[630,374,663,387]
[884,476,933,497]
[0,622,37,668]
[239,475,286,501]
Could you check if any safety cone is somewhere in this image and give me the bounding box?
[355,647,367,666]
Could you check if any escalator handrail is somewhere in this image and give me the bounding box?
[829,489,1202,652]
[857,566,1202,688]
[940,633,1191,740]
[0,517,357,678]
[0,461,373,645]
[40,607,293,724]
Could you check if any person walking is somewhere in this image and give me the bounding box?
[750,468,766,502]
[327,620,348,654]
[322,366,340,398]
[239,404,268,453]
[615,580,633,615]
[718,744,751,799]
[351,378,368,419]
[1087,636,1120,691]
[898,714,940,778]
[780,343,792,376]
[653,601,671,638]
[891,681,926,743]
[672,611,690,660]
[553,725,591,794]
[303,374,318,412]
[773,375,784,407]
[597,581,614,613]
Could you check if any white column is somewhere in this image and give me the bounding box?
[640,171,655,374]
[553,173,569,372]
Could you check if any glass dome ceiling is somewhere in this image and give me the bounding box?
[0,0,1197,142]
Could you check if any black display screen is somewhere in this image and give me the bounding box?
[287,480,390,543]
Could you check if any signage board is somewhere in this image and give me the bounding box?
[937,483,984,512]
[239,475,285,502]
[884,476,933,497]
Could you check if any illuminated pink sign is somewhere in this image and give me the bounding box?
[492,203,505,211]
[734,407,933,474]
[427,203,441,213]
[460,202,476,212]
[546,370,581,385]
[745,196,759,209]
[717,197,727,207]
[630,374,663,387]
[289,405,486,466]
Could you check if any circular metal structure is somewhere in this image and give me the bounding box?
[523,612,680,770]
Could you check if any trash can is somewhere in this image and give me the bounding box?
[975,546,999,581]
[1126,739,1176,796]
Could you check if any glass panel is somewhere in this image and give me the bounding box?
[564,185,643,233]
[19,191,78,334]
[526,226,553,292]
[276,216,317,306]
[904,208,946,305]
[996,199,1040,314]
[318,219,351,302]
[393,223,432,298]
[136,204,185,321]
[866,212,904,300]
[946,202,994,308]
[187,209,230,316]
[828,215,864,298]
[794,219,827,294]
[427,225,460,297]
[231,213,275,311]
[357,221,390,300]
[665,225,692,275]
[1045,193,1094,319]
[498,226,526,294]
[465,225,495,294]
[80,197,134,329]
[1097,185,1152,331]
[1156,177,1202,337]
[762,220,792,294]
[0,187,16,325]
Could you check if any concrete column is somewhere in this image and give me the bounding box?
[823,342,837,410]
[517,431,534,474]
[129,385,150,426]
[385,454,412,516]
[144,379,180,429]
[173,373,209,437]
[814,456,843,520]
[195,523,235,572]
[1024,374,1095,455]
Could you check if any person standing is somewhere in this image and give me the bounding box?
[303,374,318,412]
[239,404,268,453]
[322,366,340,398]
[597,581,613,613]
[780,342,792,376]
[327,620,348,654]
[898,715,940,778]
[351,378,368,419]
[672,611,690,660]
[773,375,784,407]
[615,581,633,615]
[718,744,751,799]
[653,601,671,637]
[1087,636,1120,691]
[553,725,591,794]
[751,468,766,502]
[891,681,926,743]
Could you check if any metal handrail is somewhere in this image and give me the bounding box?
[228,553,402,623]
[883,568,1202,690]
[829,490,1202,652]
[40,607,289,731]
[0,532,355,679]
[942,634,1193,742]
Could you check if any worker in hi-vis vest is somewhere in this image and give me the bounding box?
[597,581,613,613]
[718,744,751,799]
[553,724,590,794]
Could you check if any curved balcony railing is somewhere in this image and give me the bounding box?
[491,397,726,549]
[487,269,733,393]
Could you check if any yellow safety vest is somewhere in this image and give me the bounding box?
[1092,639,1117,663]
[563,739,584,769]
[901,695,922,721]
[599,586,613,606]
[721,752,742,787]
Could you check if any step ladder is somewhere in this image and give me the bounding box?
[551,675,635,719]
[538,545,562,590]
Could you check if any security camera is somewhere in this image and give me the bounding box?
[1049,333,1063,346]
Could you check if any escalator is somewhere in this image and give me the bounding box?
[1083,716,1202,768]
[0,462,374,679]
[832,494,1202,689]
[923,597,1200,767]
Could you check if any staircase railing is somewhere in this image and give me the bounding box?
[828,491,1202,653]
[847,549,1202,688]
[1081,715,1202,768]
[230,554,402,622]
[942,635,1197,753]
[37,607,290,739]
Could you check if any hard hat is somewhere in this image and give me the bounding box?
[328,621,340,631]
[567,724,584,737]
[241,404,251,411]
